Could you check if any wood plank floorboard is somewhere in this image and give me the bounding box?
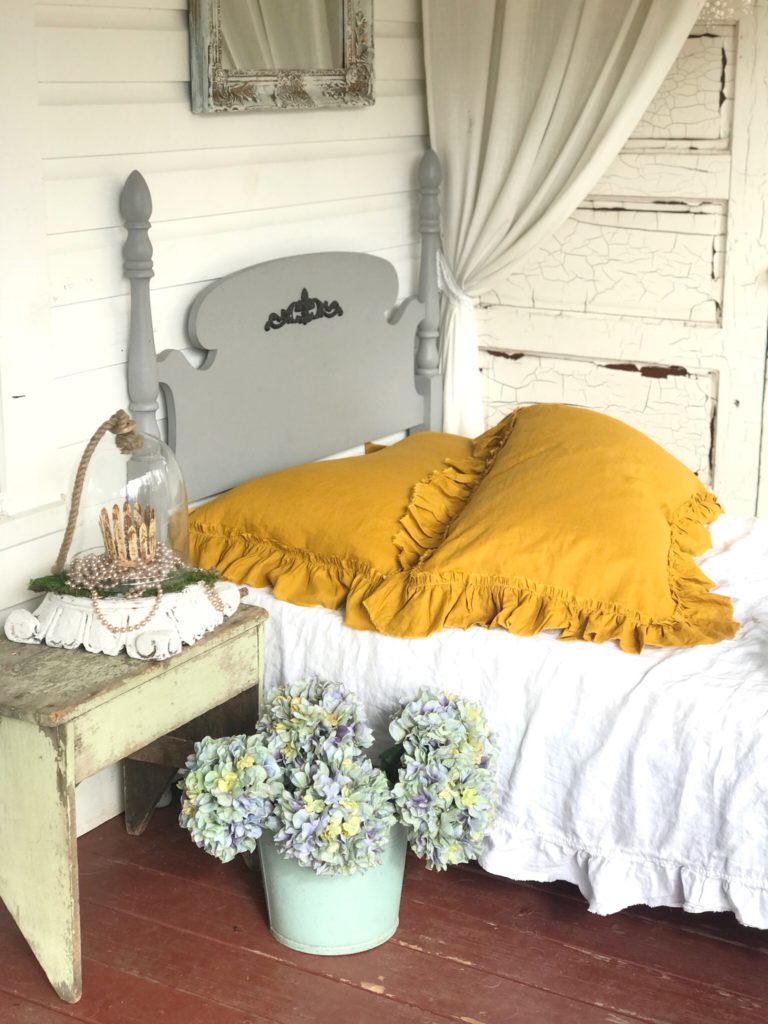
[0,921,270,1024]
[0,990,78,1024]
[1,806,767,1024]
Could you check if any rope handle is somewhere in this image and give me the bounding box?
[52,410,144,575]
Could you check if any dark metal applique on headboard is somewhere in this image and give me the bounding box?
[264,288,344,331]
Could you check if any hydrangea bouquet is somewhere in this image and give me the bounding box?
[178,678,498,877]
[384,688,498,870]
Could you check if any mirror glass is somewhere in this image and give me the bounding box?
[189,0,374,113]
[220,0,344,72]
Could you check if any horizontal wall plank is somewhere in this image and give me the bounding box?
[0,502,66,557]
[380,35,423,78]
[38,78,425,109]
[40,92,427,158]
[36,25,188,83]
[37,0,185,11]
[0,529,64,609]
[44,138,425,233]
[42,132,423,181]
[40,81,186,106]
[37,0,421,21]
[382,6,423,28]
[35,4,184,29]
[36,27,421,84]
[53,364,129,449]
[48,194,418,305]
[379,2,422,26]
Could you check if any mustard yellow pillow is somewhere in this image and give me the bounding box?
[362,404,738,653]
[189,431,473,621]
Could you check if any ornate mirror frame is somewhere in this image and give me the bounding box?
[189,0,374,113]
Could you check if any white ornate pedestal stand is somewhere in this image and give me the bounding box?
[4,580,241,660]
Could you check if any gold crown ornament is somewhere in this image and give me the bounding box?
[99,501,158,566]
[64,510,183,634]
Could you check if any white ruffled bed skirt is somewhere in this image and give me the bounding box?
[482,825,768,928]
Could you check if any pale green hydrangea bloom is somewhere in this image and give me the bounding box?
[273,756,396,875]
[178,734,283,863]
[255,678,373,771]
[389,688,498,870]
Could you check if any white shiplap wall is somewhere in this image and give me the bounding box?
[0,0,426,832]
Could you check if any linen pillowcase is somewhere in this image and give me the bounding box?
[362,404,738,653]
[189,431,473,623]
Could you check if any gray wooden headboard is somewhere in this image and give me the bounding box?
[119,150,443,503]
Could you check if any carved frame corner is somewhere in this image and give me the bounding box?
[190,0,375,114]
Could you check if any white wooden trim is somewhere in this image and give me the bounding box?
[0,0,60,517]
[720,0,768,514]
[750,3,768,515]
[74,766,122,838]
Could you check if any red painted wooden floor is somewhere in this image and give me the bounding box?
[1,805,767,1024]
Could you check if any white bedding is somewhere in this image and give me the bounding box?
[242,514,768,927]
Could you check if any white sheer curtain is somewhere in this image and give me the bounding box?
[423,0,705,436]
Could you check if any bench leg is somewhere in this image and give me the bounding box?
[0,718,80,1002]
[123,761,178,836]
[123,686,260,835]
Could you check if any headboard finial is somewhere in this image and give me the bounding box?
[419,148,442,191]
[120,170,152,224]
[120,170,160,439]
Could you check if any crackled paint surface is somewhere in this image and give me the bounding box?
[632,28,734,143]
[480,350,717,484]
[592,151,730,200]
[480,200,725,324]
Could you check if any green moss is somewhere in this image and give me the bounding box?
[29,566,221,599]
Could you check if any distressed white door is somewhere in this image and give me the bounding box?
[475,5,768,517]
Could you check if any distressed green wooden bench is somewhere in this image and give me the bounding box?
[0,604,266,1003]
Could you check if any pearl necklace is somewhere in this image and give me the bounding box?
[66,543,178,636]
[65,545,226,636]
[65,543,181,599]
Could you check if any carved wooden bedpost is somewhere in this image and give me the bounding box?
[120,171,160,439]
[416,149,443,431]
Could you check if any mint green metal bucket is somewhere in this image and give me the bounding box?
[258,825,407,955]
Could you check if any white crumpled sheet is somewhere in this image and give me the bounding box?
[243,514,768,927]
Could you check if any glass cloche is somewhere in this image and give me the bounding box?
[49,410,196,600]
[8,409,238,659]
[112,430,190,566]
